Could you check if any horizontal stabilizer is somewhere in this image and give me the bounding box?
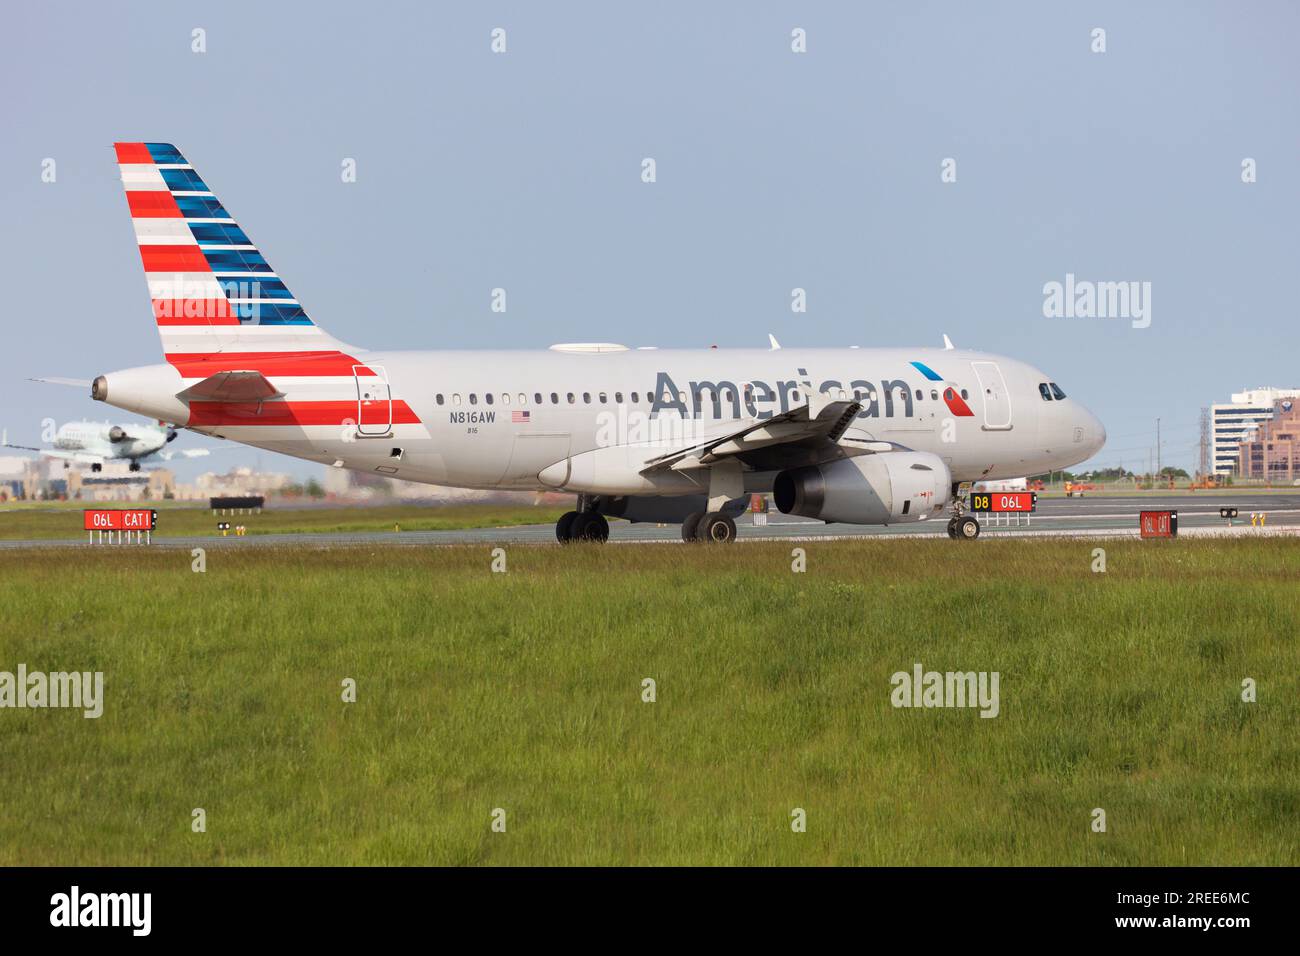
[176,370,284,403]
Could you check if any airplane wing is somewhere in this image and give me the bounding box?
[41,449,107,466]
[1,440,43,453]
[176,371,285,403]
[640,399,866,475]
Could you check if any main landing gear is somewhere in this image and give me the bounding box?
[682,511,736,544]
[556,508,609,543]
[945,484,980,540]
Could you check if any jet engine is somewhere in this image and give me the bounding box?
[773,452,951,524]
[107,426,128,443]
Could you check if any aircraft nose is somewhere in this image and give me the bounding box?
[1084,409,1106,456]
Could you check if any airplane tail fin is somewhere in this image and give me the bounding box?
[113,142,349,361]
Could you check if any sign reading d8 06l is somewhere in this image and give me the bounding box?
[969,492,1037,513]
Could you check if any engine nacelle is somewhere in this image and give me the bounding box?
[107,426,128,443]
[773,452,951,524]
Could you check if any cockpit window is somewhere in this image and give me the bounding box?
[1050,382,1066,400]
[1039,383,1052,401]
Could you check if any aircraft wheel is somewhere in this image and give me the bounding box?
[129,462,141,472]
[570,512,609,543]
[91,463,102,473]
[681,511,705,542]
[696,512,737,544]
[556,511,579,542]
[946,518,958,539]
[955,515,981,540]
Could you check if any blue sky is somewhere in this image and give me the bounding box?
[3,1,1297,478]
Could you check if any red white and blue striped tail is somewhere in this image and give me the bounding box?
[114,142,348,360]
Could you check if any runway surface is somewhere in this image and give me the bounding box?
[3,494,1299,549]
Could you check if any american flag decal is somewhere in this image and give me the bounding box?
[512,410,530,423]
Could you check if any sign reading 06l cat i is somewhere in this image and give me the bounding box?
[83,508,157,531]
[969,492,1037,513]
[1139,510,1177,538]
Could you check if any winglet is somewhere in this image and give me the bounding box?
[942,334,955,350]
[768,334,781,350]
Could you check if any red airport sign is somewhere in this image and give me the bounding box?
[969,491,1037,513]
[83,508,158,531]
[1139,510,1178,538]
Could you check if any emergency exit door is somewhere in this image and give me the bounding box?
[353,364,392,436]
[971,361,1012,430]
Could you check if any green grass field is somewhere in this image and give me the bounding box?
[0,502,566,540]
[0,538,1295,865]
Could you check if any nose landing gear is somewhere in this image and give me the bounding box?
[945,485,981,540]
[947,514,981,539]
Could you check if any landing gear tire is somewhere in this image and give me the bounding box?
[681,511,705,542]
[696,512,737,544]
[91,463,102,473]
[556,511,579,542]
[946,518,958,539]
[569,512,609,543]
[954,515,981,540]
[129,462,141,473]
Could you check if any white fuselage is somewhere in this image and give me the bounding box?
[95,346,1105,498]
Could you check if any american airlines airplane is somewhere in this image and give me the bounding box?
[2,419,208,471]
[81,142,1105,542]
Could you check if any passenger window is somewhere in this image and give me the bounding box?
[1050,383,1066,399]
[583,392,591,404]
[915,389,923,401]
[1039,383,1052,401]
[615,392,623,403]
[436,394,444,405]
[452,393,461,405]
[469,393,478,405]
[960,389,969,400]
[567,393,575,404]
[485,393,495,405]
[599,392,607,403]
[534,393,542,404]
[551,393,558,404]
[502,393,510,405]
[631,392,639,403]
[930,389,938,400]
